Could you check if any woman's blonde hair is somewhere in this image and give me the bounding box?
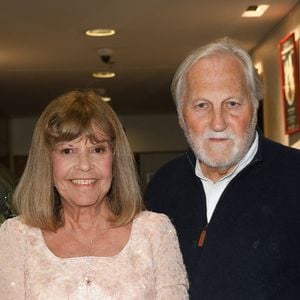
[13,90,143,230]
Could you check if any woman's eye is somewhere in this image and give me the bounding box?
[93,146,106,153]
[61,148,73,154]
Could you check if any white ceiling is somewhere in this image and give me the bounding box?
[0,0,298,117]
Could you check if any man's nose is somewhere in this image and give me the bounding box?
[210,109,228,132]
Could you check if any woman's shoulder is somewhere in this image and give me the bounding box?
[0,216,28,235]
[135,210,171,222]
[134,210,175,233]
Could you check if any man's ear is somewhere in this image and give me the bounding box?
[178,114,184,130]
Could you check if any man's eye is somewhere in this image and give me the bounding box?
[226,101,239,108]
[196,102,208,109]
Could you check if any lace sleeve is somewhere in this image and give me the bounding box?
[152,214,189,300]
[0,218,26,300]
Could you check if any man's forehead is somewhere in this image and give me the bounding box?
[188,54,243,75]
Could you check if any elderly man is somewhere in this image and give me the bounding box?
[145,37,300,299]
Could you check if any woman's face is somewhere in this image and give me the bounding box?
[52,130,113,209]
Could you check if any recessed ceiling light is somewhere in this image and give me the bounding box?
[85,28,116,37]
[92,71,116,78]
[242,4,269,17]
[101,96,111,102]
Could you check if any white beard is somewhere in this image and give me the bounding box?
[182,114,257,170]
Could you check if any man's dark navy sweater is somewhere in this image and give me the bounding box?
[145,134,300,299]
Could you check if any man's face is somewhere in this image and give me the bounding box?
[180,54,256,171]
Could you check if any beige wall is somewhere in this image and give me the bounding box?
[252,3,300,148]
[11,118,37,156]
[119,114,187,152]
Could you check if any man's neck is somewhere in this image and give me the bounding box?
[200,162,236,182]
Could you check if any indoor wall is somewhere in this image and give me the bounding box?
[252,3,300,148]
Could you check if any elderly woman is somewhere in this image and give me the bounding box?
[0,90,188,299]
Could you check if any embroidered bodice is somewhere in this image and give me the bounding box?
[0,211,188,299]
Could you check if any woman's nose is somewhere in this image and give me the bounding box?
[76,152,93,171]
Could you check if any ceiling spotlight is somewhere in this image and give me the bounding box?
[242,4,269,17]
[85,28,116,37]
[101,96,111,102]
[92,72,116,78]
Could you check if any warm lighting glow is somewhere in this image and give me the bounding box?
[242,4,269,17]
[101,96,111,102]
[92,72,116,78]
[85,28,116,37]
[255,62,263,75]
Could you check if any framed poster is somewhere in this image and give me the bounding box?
[279,32,300,134]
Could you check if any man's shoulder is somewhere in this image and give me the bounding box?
[261,136,300,162]
[144,149,201,210]
[152,150,195,179]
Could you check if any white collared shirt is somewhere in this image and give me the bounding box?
[195,132,259,222]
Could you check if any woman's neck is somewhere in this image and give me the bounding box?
[62,201,111,230]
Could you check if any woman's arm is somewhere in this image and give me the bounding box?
[152,214,189,299]
[0,218,26,299]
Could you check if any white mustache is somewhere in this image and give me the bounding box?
[203,131,234,139]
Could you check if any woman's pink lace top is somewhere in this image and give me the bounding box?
[0,211,188,299]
